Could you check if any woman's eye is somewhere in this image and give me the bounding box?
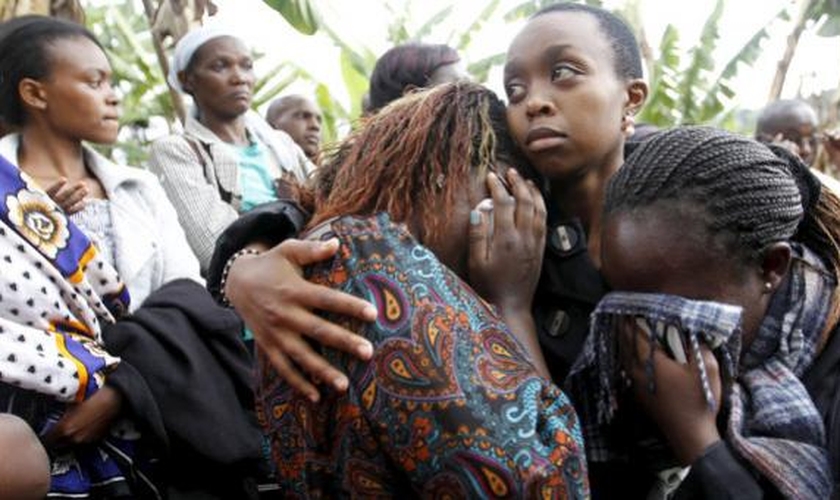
[551,65,578,81]
[241,60,254,71]
[505,83,525,103]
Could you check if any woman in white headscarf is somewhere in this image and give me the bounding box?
[149,25,315,274]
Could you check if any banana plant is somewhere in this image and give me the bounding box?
[637,0,784,130]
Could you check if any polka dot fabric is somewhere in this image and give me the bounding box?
[0,153,129,402]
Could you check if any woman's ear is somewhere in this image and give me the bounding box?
[18,78,47,112]
[760,242,792,293]
[178,71,193,96]
[624,79,648,117]
[402,84,420,96]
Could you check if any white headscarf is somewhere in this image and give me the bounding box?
[167,25,243,93]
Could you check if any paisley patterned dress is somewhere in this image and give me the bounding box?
[258,213,589,499]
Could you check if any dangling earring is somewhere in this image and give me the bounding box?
[622,113,636,138]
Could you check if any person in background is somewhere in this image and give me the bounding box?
[149,25,315,273]
[755,98,840,181]
[366,42,468,114]
[0,16,264,498]
[266,94,322,164]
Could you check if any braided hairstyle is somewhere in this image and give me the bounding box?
[307,81,525,246]
[604,125,840,329]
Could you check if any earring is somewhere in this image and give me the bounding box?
[763,282,773,292]
[622,114,636,138]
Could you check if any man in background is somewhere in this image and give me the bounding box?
[266,94,322,164]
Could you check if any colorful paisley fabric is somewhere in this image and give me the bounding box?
[258,213,589,499]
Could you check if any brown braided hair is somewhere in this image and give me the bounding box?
[305,81,526,246]
[604,126,840,333]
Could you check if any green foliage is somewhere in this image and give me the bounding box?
[814,0,840,36]
[261,0,508,138]
[85,2,172,165]
[263,0,320,35]
[503,0,602,22]
[639,0,781,128]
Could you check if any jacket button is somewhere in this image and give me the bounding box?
[547,309,570,337]
[550,224,579,254]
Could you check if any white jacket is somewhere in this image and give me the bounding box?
[0,134,203,309]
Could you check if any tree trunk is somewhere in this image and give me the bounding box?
[141,0,190,124]
[767,0,818,102]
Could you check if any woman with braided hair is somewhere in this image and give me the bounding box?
[573,125,840,498]
[255,81,589,498]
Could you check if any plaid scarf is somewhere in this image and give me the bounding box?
[570,243,833,499]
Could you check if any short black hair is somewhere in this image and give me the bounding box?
[368,43,461,113]
[0,15,102,126]
[755,99,818,138]
[534,2,643,80]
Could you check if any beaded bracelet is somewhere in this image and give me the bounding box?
[219,248,261,307]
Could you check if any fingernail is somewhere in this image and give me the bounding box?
[470,210,481,226]
[323,238,339,249]
[357,341,373,359]
[333,376,348,391]
[363,304,378,321]
[308,392,320,403]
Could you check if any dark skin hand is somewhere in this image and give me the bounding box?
[469,169,548,376]
[225,238,377,403]
[44,385,123,448]
[618,319,722,465]
[45,178,88,215]
[226,169,547,399]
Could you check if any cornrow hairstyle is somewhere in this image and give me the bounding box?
[307,81,527,247]
[0,15,102,126]
[533,2,642,80]
[368,43,461,113]
[604,126,840,332]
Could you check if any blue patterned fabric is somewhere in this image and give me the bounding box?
[571,243,834,498]
[258,213,589,498]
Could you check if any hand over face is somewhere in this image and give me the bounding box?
[618,319,723,465]
[468,169,546,314]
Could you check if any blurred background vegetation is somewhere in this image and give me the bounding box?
[1,0,838,166]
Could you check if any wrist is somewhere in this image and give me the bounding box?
[220,248,262,307]
[672,423,721,465]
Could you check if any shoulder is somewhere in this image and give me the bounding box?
[149,133,192,155]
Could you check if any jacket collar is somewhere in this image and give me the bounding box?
[0,133,142,197]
